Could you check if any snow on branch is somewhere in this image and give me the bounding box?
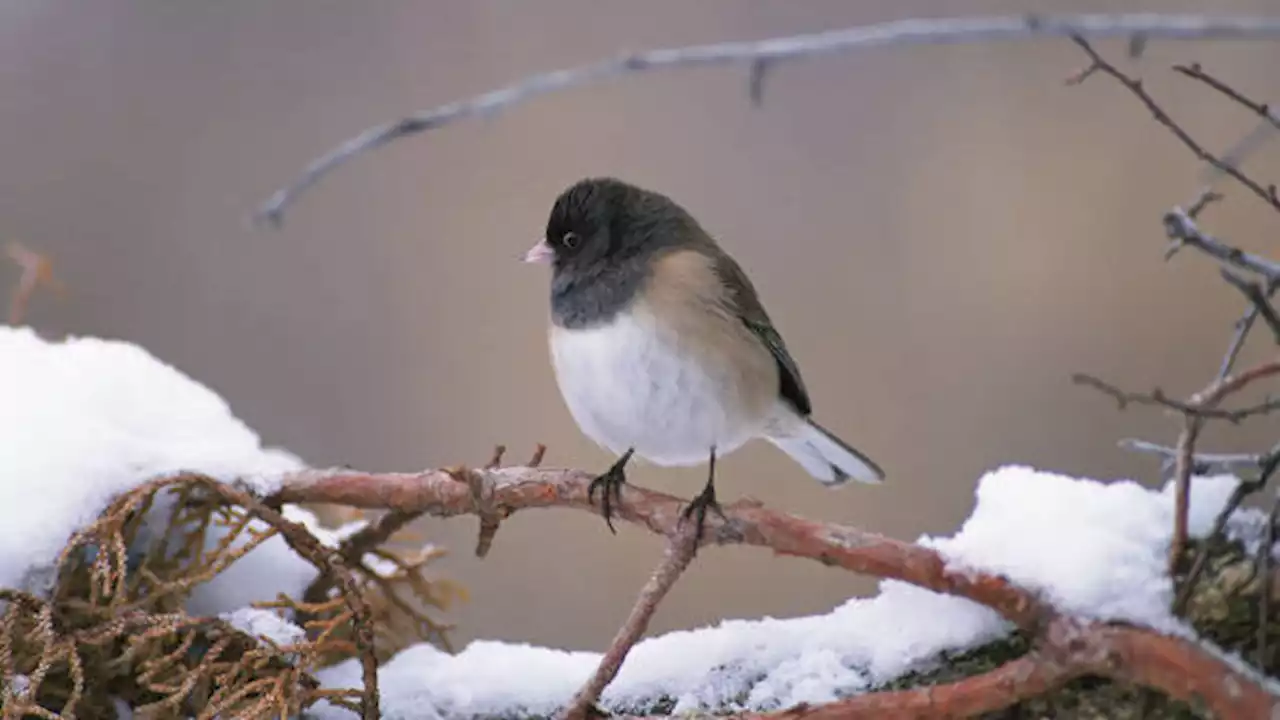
[271,463,1280,719]
[254,13,1280,226]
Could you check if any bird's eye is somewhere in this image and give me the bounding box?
[562,232,580,249]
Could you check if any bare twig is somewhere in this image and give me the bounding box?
[1163,208,1280,283]
[263,463,1280,718]
[5,242,65,326]
[200,477,381,719]
[1221,300,1266,381]
[1072,371,1280,422]
[561,522,700,720]
[1173,448,1280,612]
[257,14,1280,225]
[1071,37,1280,212]
[1259,496,1279,666]
[1119,437,1278,475]
[1174,62,1280,132]
[1172,359,1280,574]
[1076,359,1280,575]
[1220,269,1280,345]
[1185,189,1224,219]
[1170,415,1203,577]
[302,508,422,609]
[528,443,548,468]
[747,58,771,107]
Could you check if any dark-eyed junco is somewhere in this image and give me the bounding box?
[523,177,884,534]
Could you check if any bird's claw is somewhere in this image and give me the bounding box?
[680,481,726,542]
[588,458,629,534]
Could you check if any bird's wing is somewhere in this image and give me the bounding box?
[706,248,812,417]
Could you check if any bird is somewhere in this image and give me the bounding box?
[522,177,884,536]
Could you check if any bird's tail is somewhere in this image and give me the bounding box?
[767,418,884,487]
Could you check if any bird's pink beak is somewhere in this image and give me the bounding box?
[522,239,554,264]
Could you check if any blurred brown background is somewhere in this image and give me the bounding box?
[4,0,1280,651]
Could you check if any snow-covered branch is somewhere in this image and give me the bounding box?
[254,13,1280,226]
[270,463,1280,718]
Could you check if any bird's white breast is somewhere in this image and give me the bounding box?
[548,302,775,466]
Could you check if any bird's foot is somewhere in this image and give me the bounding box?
[680,480,727,542]
[588,449,633,534]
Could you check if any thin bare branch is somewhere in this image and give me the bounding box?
[1174,62,1280,132]
[257,14,1280,225]
[1172,359,1280,574]
[1222,303,1265,380]
[5,242,65,326]
[1220,269,1280,345]
[1072,371,1280,422]
[1173,448,1280,612]
[1072,37,1280,212]
[1163,208,1280,283]
[1076,358,1280,574]
[1120,437,1280,475]
[561,523,700,720]
[1258,497,1279,665]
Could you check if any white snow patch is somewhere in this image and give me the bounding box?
[920,466,1243,635]
[0,325,311,610]
[221,607,308,648]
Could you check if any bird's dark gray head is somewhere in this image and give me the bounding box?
[528,177,704,328]
[543,177,693,274]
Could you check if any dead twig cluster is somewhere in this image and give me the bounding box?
[1063,37,1280,684]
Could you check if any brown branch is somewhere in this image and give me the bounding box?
[745,618,1268,720]
[1174,62,1280,132]
[197,477,381,719]
[265,464,1280,718]
[5,242,65,326]
[1173,447,1280,613]
[1171,358,1280,576]
[1072,371,1280,422]
[1075,356,1280,575]
[561,522,701,720]
[1071,37,1280,213]
[1171,414,1204,577]
[1259,497,1279,665]
[271,466,1042,627]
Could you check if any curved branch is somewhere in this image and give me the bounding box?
[267,465,1280,718]
[751,619,1277,719]
[255,13,1280,226]
[272,465,1043,628]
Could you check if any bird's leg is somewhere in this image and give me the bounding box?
[681,447,727,541]
[589,447,634,534]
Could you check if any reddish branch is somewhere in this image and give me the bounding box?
[1076,353,1280,577]
[5,242,64,326]
[562,522,701,720]
[1171,358,1280,574]
[270,465,1280,718]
